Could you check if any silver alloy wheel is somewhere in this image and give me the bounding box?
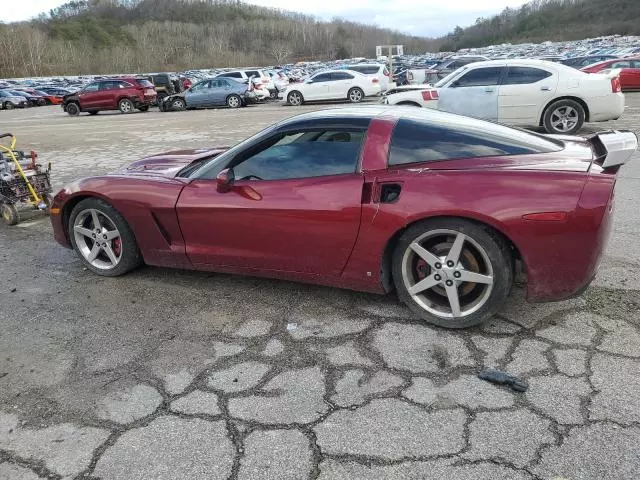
[349,88,363,102]
[119,100,133,113]
[288,91,302,106]
[227,95,240,108]
[73,208,122,270]
[550,105,578,132]
[172,99,185,110]
[401,229,494,319]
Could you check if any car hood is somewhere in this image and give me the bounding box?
[111,147,229,178]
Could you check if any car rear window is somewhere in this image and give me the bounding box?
[388,114,563,166]
[351,65,380,75]
[136,79,154,88]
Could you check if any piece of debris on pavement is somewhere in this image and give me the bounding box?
[478,367,529,392]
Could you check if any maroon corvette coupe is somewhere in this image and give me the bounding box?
[50,107,637,328]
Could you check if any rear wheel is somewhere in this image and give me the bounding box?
[68,198,142,276]
[118,98,134,114]
[226,94,241,108]
[348,87,364,103]
[1,203,19,226]
[65,102,80,116]
[392,218,513,328]
[287,91,303,106]
[542,99,585,135]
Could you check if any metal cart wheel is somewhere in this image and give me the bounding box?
[1,203,19,226]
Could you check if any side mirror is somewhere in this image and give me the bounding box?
[216,168,235,193]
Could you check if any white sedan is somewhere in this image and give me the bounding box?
[382,59,624,135]
[279,70,381,106]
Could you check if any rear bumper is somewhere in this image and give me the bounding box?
[588,92,625,122]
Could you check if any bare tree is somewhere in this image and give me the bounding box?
[271,42,291,63]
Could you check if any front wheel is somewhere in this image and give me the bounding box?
[348,87,364,103]
[542,99,585,135]
[392,218,513,328]
[68,198,143,276]
[118,98,134,114]
[170,98,186,111]
[287,91,303,106]
[65,102,80,116]
[226,94,242,108]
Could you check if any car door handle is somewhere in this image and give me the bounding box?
[484,88,495,93]
[540,86,551,91]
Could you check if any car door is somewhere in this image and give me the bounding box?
[185,80,210,107]
[330,72,355,98]
[437,66,505,121]
[498,66,557,125]
[77,82,100,109]
[200,79,221,106]
[96,81,120,108]
[213,79,233,104]
[175,128,366,275]
[627,61,640,89]
[303,73,331,101]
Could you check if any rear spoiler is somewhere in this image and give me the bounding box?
[587,130,638,171]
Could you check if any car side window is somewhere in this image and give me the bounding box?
[117,81,133,89]
[245,70,260,78]
[221,72,243,78]
[611,61,631,69]
[503,67,552,85]
[388,118,561,166]
[311,73,332,83]
[230,129,364,181]
[83,83,100,92]
[631,61,640,68]
[331,72,354,80]
[453,67,503,87]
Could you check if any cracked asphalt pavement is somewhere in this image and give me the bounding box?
[1,97,640,479]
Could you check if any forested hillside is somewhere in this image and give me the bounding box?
[0,0,437,77]
[440,0,639,51]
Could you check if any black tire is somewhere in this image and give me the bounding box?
[170,98,186,111]
[542,99,585,135]
[348,87,364,103]
[66,102,80,116]
[3,102,14,110]
[392,218,513,329]
[68,198,143,277]
[1,203,19,226]
[138,105,149,112]
[287,91,303,106]
[156,92,167,106]
[118,98,135,114]
[88,111,99,115]
[226,94,242,108]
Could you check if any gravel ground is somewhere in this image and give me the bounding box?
[0,96,639,480]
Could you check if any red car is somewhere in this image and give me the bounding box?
[61,78,157,115]
[581,57,640,90]
[49,107,637,328]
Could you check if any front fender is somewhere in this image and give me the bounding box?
[50,175,191,268]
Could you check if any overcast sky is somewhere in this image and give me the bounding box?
[8,0,529,36]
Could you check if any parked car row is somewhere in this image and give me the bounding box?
[0,85,72,109]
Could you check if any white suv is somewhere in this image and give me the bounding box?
[344,64,390,91]
[215,69,276,98]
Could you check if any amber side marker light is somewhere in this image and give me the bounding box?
[49,208,61,215]
[522,212,568,222]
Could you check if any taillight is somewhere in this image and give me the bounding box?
[421,90,439,101]
[611,77,621,93]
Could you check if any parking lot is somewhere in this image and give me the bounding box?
[1,98,639,479]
